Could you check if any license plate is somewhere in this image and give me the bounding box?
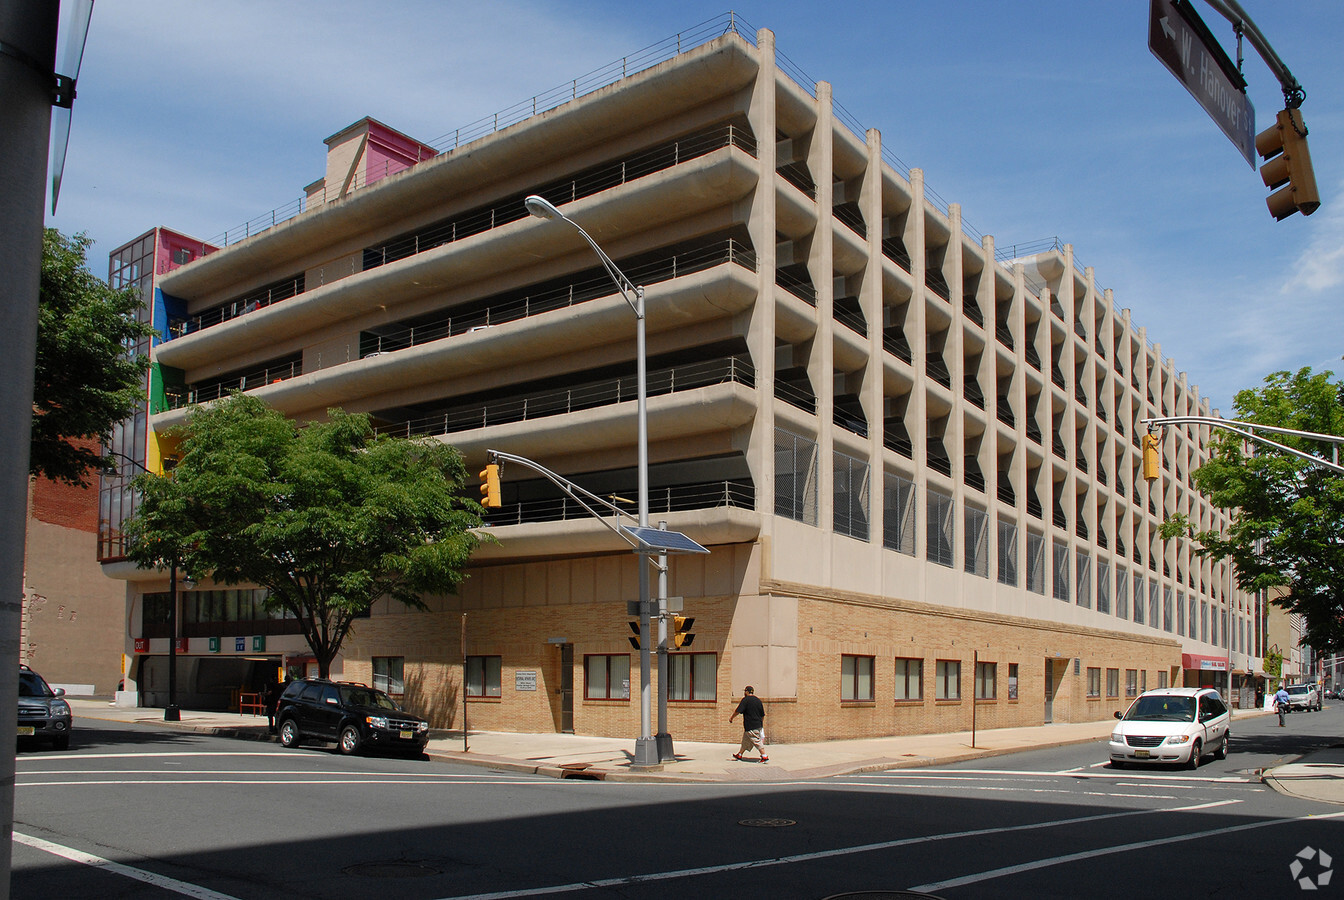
[1135,749,1150,758]
[399,730,414,740]
[17,726,34,737]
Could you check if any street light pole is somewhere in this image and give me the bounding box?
[165,557,180,721]
[524,195,660,766]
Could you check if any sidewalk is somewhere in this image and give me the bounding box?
[67,700,1339,800]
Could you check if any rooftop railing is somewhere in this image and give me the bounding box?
[483,478,754,527]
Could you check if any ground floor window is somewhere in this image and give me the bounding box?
[372,656,404,697]
[936,659,961,700]
[1158,670,1168,688]
[895,657,923,700]
[1008,663,1019,699]
[466,655,501,698]
[667,653,716,701]
[841,655,875,701]
[975,661,997,699]
[584,654,630,700]
[1087,666,1101,698]
[1107,668,1120,698]
[1126,669,1138,697]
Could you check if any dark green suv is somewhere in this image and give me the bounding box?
[19,665,72,750]
[275,678,429,756]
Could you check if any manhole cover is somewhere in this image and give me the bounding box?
[344,862,440,878]
[821,892,948,900]
[739,817,796,827]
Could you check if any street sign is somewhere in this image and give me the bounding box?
[1148,0,1255,167]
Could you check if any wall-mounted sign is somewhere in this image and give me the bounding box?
[235,637,246,652]
[515,671,537,691]
[209,637,220,653]
[133,638,148,653]
[252,635,266,652]
[175,637,189,653]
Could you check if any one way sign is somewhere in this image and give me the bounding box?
[1149,0,1255,167]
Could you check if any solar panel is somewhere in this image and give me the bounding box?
[619,525,709,554]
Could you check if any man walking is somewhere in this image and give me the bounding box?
[1274,683,1290,727]
[729,685,767,762]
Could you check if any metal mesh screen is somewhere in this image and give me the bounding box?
[833,450,870,541]
[883,471,916,556]
[774,427,818,525]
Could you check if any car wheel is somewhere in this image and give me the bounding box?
[278,718,300,748]
[1214,733,1228,760]
[52,734,70,751]
[1187,739,1202,770]
[338,724,362,755]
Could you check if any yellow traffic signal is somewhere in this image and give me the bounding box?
[1256,107,1320,221]
[478,463,501,508]
[672,615,695,649]
[1142,433,1161,482]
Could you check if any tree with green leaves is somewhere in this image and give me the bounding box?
[1160,366,1344,652]
[123,393,485,677]
[36,228,157,486]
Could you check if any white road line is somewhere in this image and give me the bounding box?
[858,767,1249,783]
[18,752,292,761]
[429,800,1240,900]
[910,808,1344,893]
[820,781,1185,800]
[19,768,527,778]
[13,832,242,900]
[18,778,557,787]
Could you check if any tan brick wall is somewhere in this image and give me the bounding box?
[340,543,1180,744]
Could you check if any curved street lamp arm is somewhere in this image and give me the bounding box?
[1143,415,1344,475]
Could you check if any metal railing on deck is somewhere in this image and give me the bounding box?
[483,479,754,527]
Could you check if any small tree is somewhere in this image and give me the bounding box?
[1160,367,1344,651]
[124,394,484,677]
[36,229,157,485]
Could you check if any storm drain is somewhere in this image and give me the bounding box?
[739,817,796,827]
[344,861,441,878]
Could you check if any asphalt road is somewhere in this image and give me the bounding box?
[13,706,1344,899]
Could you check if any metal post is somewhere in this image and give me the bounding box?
[655,521,672,761]
[165,559,180,720]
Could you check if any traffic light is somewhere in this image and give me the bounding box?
[628,620,641,651]
[1256,107,1320,221]
[1142,432,1161,482]
[478,462,501,508]
[672,615,695,649]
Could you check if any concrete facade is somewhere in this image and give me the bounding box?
[104,24,1257,742]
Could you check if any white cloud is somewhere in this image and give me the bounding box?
[1284,180,1344,294]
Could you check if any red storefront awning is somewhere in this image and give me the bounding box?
[1182,653,1229,671]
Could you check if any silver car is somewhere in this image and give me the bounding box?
[18,665,72,751]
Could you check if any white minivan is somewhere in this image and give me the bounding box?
[1109,687,1230,769]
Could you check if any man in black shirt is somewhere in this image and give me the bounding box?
[729,685,767,762]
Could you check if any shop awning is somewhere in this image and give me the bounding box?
[1182,653,1229,671]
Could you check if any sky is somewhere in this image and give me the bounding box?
[45,0,1344,415]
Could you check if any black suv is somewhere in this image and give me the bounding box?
[275,678,429,756]
[19,665,72,750]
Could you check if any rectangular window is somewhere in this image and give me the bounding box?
[1158,670,1169,688]
[936,659,962,700]
[1201,600,1209,642]
[975,661,997,699]
[1148,581,1160,630]
[1106,667,1120,698]
[834,450,871,541]
[1052,539,1070,602]
[884,471,917,555]
[465,655,502,698]
[1177,590,1186,635]
[584,654,632,700]
[927,487,955,567]
[1075,549,1092,608]
[1115,568,1129,619]
[1026,531,1046,594]
[667,653,716,701]
[965,505,988,577]
[1097,559,1110,614]
[1087,667,1101,698]
[1008,662,1019,700]
[997,518,1018,586]
[1163,587,1174,632]
[1211,606,1220,646]
[372,656,404,696]
[1125,669,1138,698]
[1133,575,1145,624]
[1141,670,1148,692]
[895,657,923,700]
[1189,596,1198,640]
[841,655,875,701]
[775,428,819,525]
